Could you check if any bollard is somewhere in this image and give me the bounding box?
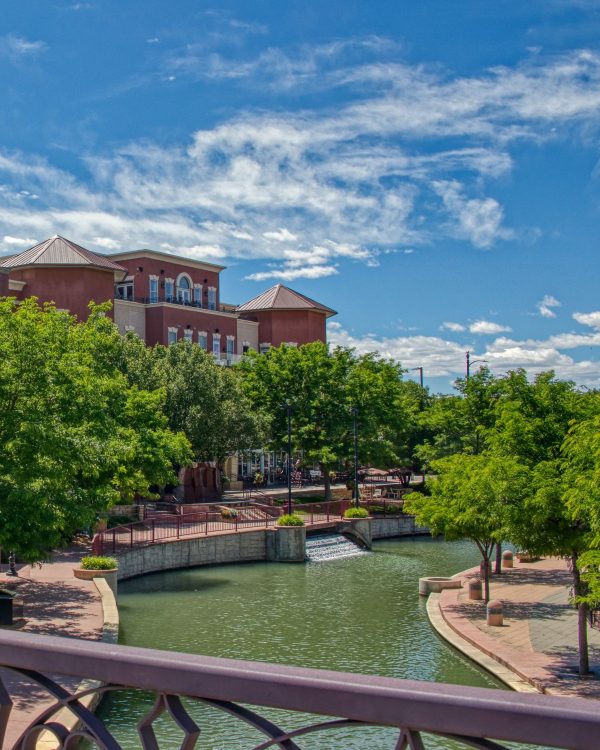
[468,578,482,601]
[502,550,513,568]
[487,599,503,626]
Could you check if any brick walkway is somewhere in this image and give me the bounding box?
[437,557,600,699]
[0,540,103,748]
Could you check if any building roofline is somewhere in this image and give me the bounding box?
[109,248,226,273]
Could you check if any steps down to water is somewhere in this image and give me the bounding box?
[305,533,369,562]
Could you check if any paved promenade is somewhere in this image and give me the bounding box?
[434,557,600,699]
[0,541,103,748]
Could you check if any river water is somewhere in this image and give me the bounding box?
[101,537,503,749]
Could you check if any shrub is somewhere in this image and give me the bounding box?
[220,507,238,520]
[81,556,118,570]
[276,513,305,526]
[344,507,369,519]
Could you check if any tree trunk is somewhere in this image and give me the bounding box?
[480,557,491,603]
[495,542,502,575]
[572,551,590,676]
[321,464,332,501]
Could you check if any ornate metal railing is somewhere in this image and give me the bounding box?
[1,629,598,750]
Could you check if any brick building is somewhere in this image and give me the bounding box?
[0,235,336,359]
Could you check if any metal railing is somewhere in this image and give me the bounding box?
[94,501,351,555]
[1,628,598,750]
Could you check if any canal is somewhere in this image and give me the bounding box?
[101,537,504,749]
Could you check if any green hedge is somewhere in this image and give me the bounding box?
[81,556,118,570]
[343,507,369,519]
[276,513,305,526]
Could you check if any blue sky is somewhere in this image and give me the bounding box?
[1,1,599,391]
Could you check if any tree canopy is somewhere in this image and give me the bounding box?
[0,298,191,561]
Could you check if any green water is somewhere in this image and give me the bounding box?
[102,537,504,749]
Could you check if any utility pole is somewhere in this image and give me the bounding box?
[285,403,292,516]
[465,351,488,381]
[411,366,424,387]
[351,407,359,508]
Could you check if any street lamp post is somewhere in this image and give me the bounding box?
[465,351,488,381]
[411,366,424,387]
[351,407,359,507]
[285,403,292,516]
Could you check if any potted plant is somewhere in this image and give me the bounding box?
[276,513,305,526]
[74,556,119,596]
[220,507,238,522]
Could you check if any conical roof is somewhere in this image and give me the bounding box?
[237,284,336,317]
[0,235,126,272]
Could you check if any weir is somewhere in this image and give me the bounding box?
[305,532,369,562]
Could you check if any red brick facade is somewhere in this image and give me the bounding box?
[0,238,335,351]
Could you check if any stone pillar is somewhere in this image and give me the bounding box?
[266,526,306,562]
[468,578,483,600]
[487,599,503,626]
[502,550,514,568]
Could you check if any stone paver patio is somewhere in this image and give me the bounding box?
[436,557,600,699]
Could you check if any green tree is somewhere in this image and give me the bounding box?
[0,298,191,561]
[120,335,267,474]
[488,372,596,675]
[416,368,500,468]
[238,342,410,499]
[404,453,528,601]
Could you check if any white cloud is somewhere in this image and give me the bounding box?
[573,310,600,329]
[327,322,600,386]
[469,320,513,334]
[3,47,600,273]
[262,228,298,242]
[440,321,466,332]
[537,294,561,318]
[2,235,37,246]
[246,265,338,281]
[0,35,46,63]
[433,180,512,248]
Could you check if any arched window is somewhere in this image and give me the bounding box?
[176,274,192,304]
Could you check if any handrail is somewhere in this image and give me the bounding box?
[0,629,598,750]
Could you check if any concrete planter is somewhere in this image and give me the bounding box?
[266,525,306,562]
[74,568,118,598]
[419,576,463,596]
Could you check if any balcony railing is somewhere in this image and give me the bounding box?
[115,296,225,312]
[1,629,598,750]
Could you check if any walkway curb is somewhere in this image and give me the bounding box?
[34,577,119,749]
[427,592,540,693]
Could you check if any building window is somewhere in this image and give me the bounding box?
[177,274,192,304]
[183,328,193,343]
[149,276,158,303]
[242,341,251,354]
[259,342,271,355]
[124,325,136,333]
[193,284,202,307]
[207,286,216,310]
[116,281,133,301]
[212,333,221,358]
[168,327,178,345]
[226,335,235,362]
[165,278,174,302]
[198,331,207,349]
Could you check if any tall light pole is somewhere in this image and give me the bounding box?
[465,350,488,381]
[351,407,359,507]
[285,403,292,516]
[411,366,424,387]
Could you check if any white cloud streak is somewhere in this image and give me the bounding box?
[469,320,513,335]
[538,294,561,318]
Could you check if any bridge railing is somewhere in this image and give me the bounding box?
[1,628,598,750]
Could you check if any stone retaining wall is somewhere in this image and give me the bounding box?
[371,515,429,539]
[117,529,267,580]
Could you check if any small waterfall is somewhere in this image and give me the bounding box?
[305,533,369,562]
